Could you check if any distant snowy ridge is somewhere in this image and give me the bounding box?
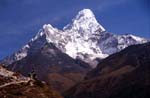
[0,9,147,67]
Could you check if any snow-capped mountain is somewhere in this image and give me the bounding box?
[0,9,147,67]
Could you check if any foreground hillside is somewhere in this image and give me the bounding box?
[0,80,63,98]
[0,65,63,98]
[64,42,150,98]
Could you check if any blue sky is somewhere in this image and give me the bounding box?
[0,0,149,59]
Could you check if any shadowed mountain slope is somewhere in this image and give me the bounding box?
[8,42,91,93]
[64,42,150,98]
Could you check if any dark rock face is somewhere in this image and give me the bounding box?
[8,43,91,93]
[64,42,150,98]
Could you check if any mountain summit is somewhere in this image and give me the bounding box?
[0,9,147,67]
[63,9,105,34]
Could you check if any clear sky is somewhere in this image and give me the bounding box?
[0,0,149,59]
